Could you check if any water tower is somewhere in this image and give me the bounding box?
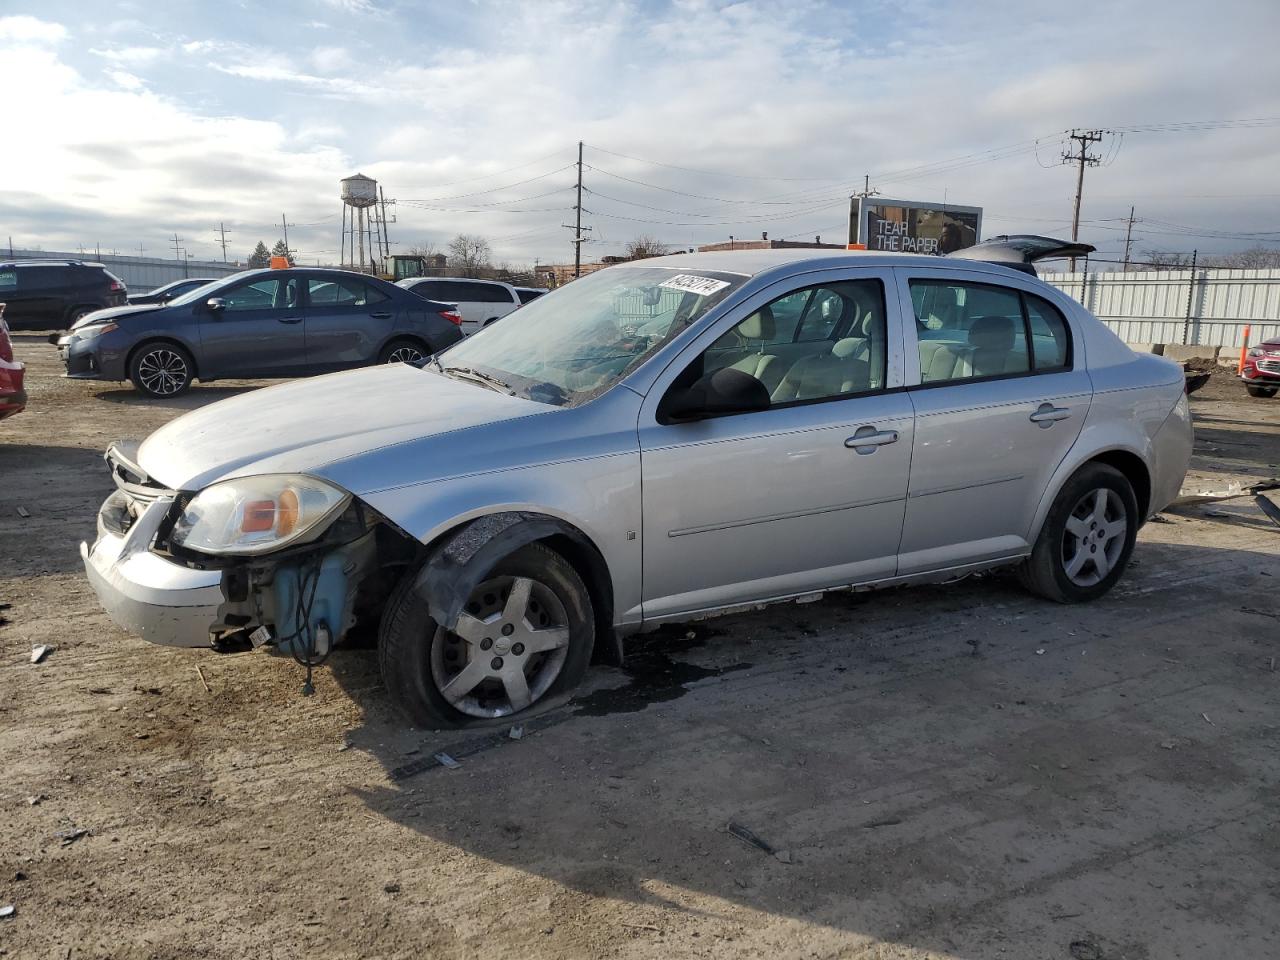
[340,173,390,273]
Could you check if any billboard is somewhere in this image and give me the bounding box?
[849,197,982,255]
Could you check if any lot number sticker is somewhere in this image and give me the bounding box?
[659,274,730,297]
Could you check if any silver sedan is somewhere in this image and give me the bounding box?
[81,249,1192,727]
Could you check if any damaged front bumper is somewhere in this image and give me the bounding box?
[82,494,224,648]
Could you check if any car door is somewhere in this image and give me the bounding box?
[638,268,914,620]
[6,265,62,327]
[303,275,397,371]
[197,274,305,378]
[895,268,1090,574]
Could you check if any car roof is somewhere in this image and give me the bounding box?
[631,247,1045,281]
[0,259,105,268]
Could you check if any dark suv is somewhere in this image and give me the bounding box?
[0,261,128,329]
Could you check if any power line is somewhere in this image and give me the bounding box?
[398,164,575,203]
[584,144,851,182]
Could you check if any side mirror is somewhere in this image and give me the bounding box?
[663,367,770,422]
[205,297,226,312]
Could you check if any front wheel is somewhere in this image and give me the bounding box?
[1018,463,1138,603]
[129,342,194,398]
[1246,384,1277,398]
[379,543,595,727]
[379,338,427,365]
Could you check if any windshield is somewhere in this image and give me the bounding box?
[436,266,745,406]
[167,272,254,307]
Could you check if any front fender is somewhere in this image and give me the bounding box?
[412,511,624,665]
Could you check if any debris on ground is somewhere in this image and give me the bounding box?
[1069,939,1102,960]
[0,904,14,919]
[29,644,53,665]
[726,821,776,855]
[508,725,524,741]
[433,752,461,769]
[15,505,30,518]
[54,827,88,847]
[1256,493,1280,529]
[25,794,45,806]
[863,817,904,828]
[383,882,401,894]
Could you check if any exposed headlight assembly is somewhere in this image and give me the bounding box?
[75,322,118,338]
[170,475,351,556]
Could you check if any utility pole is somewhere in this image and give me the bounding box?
[565,140,592,278]
[170,233,183,262]
[1062,129,1104,269]
[215,222,230,263]
[138,243,145,258]
[1121,205,1137,272]
[281,214,290,261]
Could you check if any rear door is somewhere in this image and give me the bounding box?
[197,274,306,378]
[5,266,64,327]
[303,275,397,371]
[895,267,1090,574]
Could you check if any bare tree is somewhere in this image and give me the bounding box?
[1136,250,1197,270]
[624,235,669,260]
[1206,246,1280,270]
[446,234,493,278]
[408,241,439,259]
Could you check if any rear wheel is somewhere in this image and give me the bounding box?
[129,342,194,398]
[379,338,427,365]
[66,306,94,326]
[1018,463,1138,603]
[1246,384,1277,398]
[379,543,595,728]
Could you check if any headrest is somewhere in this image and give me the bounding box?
[831,337,862,359]
[968,315,1016,351]
[739,303,775,340]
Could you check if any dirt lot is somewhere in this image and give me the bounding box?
[2,338,1278,960]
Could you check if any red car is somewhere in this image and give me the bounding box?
[1242,336,1280,398]
[0,303,26,420]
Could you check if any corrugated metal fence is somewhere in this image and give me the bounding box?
[5,249,244,294]
[1040,268,1280,348]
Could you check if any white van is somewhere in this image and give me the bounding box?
[397,277,520,336]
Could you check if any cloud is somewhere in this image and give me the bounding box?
[4,0,1280,266]
[0,14,66,43]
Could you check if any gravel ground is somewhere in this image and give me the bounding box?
[1,337,1278,960]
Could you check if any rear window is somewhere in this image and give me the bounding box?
[516,289,545,304]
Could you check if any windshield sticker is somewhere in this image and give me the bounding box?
[659,274,730,297]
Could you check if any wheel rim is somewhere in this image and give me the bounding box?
[430,575,571,719]
[137,349,189,396]
[386,344,424,364]
[1061,487,1128,587]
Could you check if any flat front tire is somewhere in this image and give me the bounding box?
[129,342,194,398]
[379,543,595,728]
[1018,463,1139,603]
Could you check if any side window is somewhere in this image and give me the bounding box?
[364,283,390,305]
[467,282,509,303]
[909,279,1028,384]
[696,279,888,406]
[223,277,297,312]
[0,269,15,291]
[308,277,368,306]
[1024,293,1071,370]
[412,281,449,300]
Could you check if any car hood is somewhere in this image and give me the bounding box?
[137,363,551,492]
[72,303,163,329]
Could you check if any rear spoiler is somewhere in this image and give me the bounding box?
[947,235,1096,276]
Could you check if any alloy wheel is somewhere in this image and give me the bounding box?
[430,575,571,718]
[137,348,190,396]
[386,344,424,364]
[1061,487,1128,587]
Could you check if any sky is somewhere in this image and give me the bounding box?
[1,0,1278,269]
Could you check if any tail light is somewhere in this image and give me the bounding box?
[439,310,462,326]
[0,306,12,363]
[109,279,125,292]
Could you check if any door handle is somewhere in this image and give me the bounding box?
[1029,402,1071,426]
[845,426,899,454]
[276,316,303,325]
[369,311,393,320]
